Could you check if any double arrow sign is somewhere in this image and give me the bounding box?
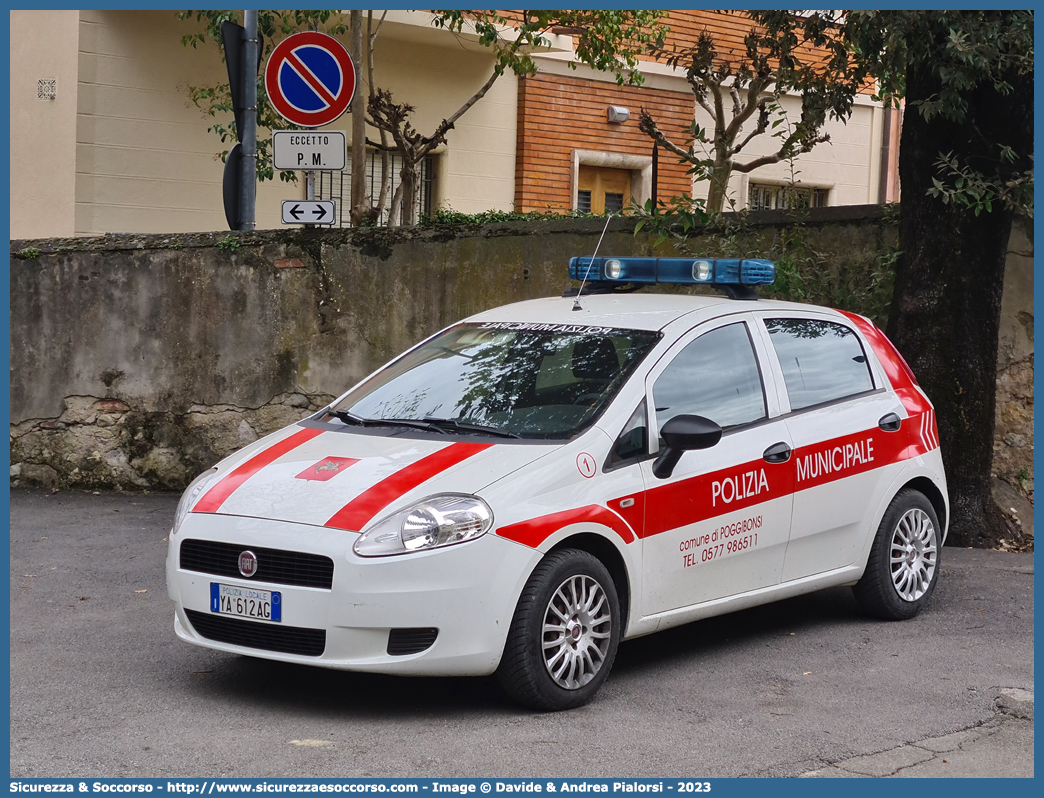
[281,200,336,226]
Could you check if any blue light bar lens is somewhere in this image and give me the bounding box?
[568,257,775,287]
[656,260,696,283]
[714,259,741,284]
[568,257,600,281]
[739,259,775,285]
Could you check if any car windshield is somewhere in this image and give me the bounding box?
[332,322,661,439]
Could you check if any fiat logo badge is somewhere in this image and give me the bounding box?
[238,550,258,578]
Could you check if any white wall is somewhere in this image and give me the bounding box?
[707,92,883,209]
[369,30,517,215]
[73,10,293,234]
[10,10,80,238]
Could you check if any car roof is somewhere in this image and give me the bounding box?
[463,292,845,332]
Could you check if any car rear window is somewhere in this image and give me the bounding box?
[765,318,874,410]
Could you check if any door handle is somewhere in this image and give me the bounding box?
[763,441,792,464]
[879,412,902,432]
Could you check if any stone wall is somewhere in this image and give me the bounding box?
[9,207,1028,508]
[991,217,1034,545]
[8,218,665,490]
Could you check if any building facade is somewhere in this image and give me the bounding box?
[10,10,899,239]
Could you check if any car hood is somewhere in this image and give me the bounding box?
[187,423,554,532]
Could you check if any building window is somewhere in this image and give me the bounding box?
[577,165,632,214]
[576,187,623,213]
[317,152,435,227]
[748,183,828,211]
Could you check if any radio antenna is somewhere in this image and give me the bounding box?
[572,212,614,311]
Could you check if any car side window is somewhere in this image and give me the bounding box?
[765,318,874,410]
[652,322,766,432]
[610,401,648,466]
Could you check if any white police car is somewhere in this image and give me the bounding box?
[166,256,947,710]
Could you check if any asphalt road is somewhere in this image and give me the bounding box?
[9,489,1034,778]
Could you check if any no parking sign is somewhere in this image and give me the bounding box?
[264,31,356,127]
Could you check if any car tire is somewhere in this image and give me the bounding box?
[854,488,941,620]
[496,548,621,711]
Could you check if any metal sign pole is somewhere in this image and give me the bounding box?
[240,10,258,231]
[305,171,316,229]
[305,128,316,228]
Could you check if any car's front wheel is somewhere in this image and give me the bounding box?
[497,549,620,711]
[854,488,941,620]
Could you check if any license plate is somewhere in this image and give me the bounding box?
[210,583,281,622]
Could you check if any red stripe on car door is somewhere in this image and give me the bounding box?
[639,424,929,538]
[641,455,794,538]
[325,442,493,531]
[498,417,934,549]
[194,427,325,514]
[497,504,637,547]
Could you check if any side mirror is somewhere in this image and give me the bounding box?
[652,414,722,479]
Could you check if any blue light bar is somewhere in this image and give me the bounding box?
[568,256,776,286]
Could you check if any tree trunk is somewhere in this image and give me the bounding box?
[399,159,419,226]
[388,181,404,227]
[706,155,732,213]
[887,41,1033,547]
[349,11,369,227]
[366,12,392,221]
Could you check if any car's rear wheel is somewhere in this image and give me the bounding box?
[496,549,620,711]
[854,488,941,620]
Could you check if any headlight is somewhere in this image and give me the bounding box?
[353,494,494,557]
[172,467,218,535]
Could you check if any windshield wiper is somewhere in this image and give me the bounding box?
[330,410,516,437]
[329,410,445,433]
[329,409,368,426]
[421,417,520,438]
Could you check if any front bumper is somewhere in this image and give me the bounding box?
[166,512,539,676]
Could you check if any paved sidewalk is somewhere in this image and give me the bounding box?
[800,688,1034,777]
[9,489,1036,778]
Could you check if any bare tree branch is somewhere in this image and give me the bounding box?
[421,69,502,157]
[731,102,769,156]
[731,132,829,173]
[729,84,743,118]
[369,9,387,44]
[722,76,773,143]
[638,19,840,211]
[694,91,715,120]
[365,137,397,152]
[638,109,696,162]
